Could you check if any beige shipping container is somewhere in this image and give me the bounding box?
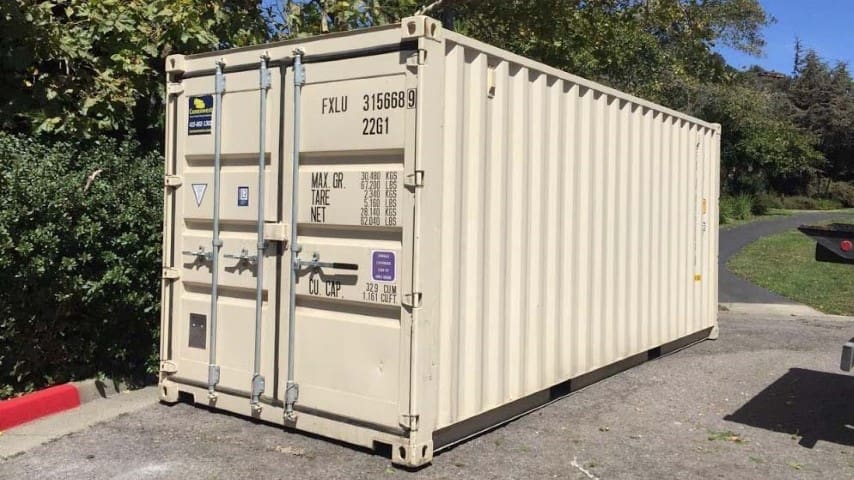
[159,16,720,467]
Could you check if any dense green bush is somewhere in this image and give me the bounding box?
[752,192,783,215]
[720,194,754,224]
[780,195,843,210]
[0,133,162,398]
[779,196,812,209]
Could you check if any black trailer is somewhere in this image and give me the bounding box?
[798,223,854,371]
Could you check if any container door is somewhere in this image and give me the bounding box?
[284,50,416,430]
[168,66,283,401]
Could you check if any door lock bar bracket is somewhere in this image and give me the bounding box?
[224,248,258,265]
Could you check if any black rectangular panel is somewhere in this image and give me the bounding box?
[189,313,206,349]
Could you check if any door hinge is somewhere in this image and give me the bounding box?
[167,82,184,96]
[160,360,178,374]
[400,413,420,431]
[264,222,288,242]
[402,292,422,308]
[164,175,183,188]
[404,170,424,188]
[162,267,180,280]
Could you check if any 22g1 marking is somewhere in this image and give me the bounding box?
[362,117,389,136]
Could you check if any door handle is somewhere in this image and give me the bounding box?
[182,246,213,262]
[296,252,358,271]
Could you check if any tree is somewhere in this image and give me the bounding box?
[426,0,771,107]
[263,0,770,106]
[792,37,803,76]
[789,50,854,181]
[264,0,419,39]
[0,1,268,145]
[695,76,824,194]
[1,0,774,144]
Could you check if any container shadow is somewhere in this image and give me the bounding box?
[724,368,854,448]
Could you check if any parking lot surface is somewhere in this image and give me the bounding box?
[2,310,852,479]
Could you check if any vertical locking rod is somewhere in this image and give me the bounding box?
[207,60,226,399]
[250,55,271,410]
[285,49,305,421]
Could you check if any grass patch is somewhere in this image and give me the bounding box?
[707,429,747,443]
[707,430,747,444]
[728,228,854,315]
[719,208,792,231]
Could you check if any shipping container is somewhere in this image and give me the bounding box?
[159,15,720,467]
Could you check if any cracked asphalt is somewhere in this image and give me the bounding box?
[2,311,852,479]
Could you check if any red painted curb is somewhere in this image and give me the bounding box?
[0,384,80,431]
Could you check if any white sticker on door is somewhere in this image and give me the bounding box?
[192,183,207,207]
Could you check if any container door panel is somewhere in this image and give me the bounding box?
[169,68,282,397]
[286,51,415,430]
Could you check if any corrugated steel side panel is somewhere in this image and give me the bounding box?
[434,37,719,428]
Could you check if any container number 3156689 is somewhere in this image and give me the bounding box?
[361,89,416,136]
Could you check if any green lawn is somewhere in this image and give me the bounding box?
[728,228,854,316]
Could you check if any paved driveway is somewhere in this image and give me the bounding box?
[2,311,852,479]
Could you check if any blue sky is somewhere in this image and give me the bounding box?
[716,0,854,73]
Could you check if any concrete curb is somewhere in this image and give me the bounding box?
[0,378,128,431]
[720,302,854,320]
[71,378,129,404]
[0,386,158,460]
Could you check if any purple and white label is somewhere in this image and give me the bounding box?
[371,251,396,282]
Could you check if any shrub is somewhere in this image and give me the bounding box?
[720,194,754,223]
[719,205,730,224]
[781,195,813,209]
[815,198,844,210]
[780,195,843,210]
[0,133,162,398]
[752,192,783,215]
[719,197,734,224]
[736,195,754,218]
[733,194,754,220]
[828,181,854,208]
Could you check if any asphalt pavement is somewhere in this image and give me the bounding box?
[1,311,853,479]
